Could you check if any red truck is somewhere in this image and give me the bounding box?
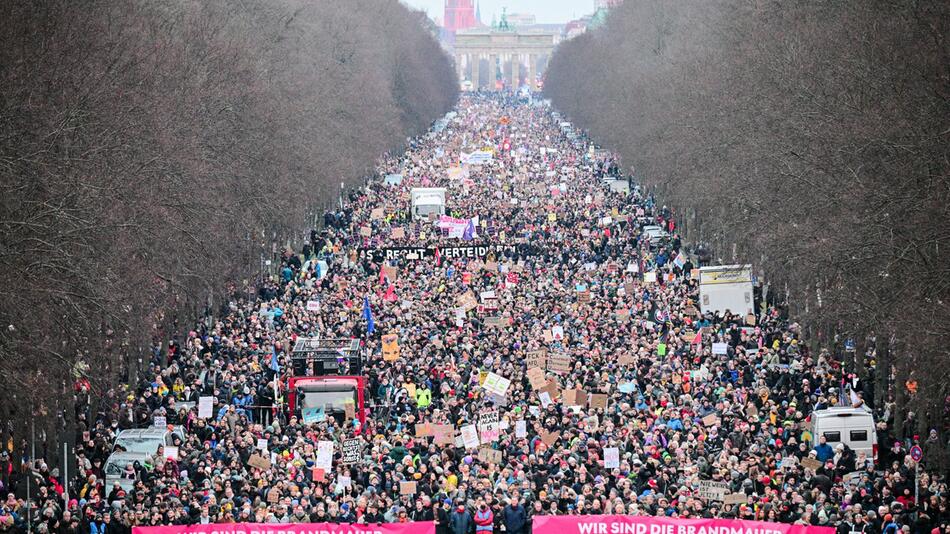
[287,375,367,430]
[287,337,367,431]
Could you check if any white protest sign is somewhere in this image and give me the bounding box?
[198,396,214,419]
[712,343,729,355]
[604,447,620,469]
[515,420,527,438]
[539,391,552,408]
[461,424,480,449]
[478,411,501,443]
[153,416,166,428]
[257,438,268,451]
[164,446,178,461]
[482,372,511,397]
[315,440,334,470]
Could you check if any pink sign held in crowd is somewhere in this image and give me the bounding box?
[532,516,834,534]
[132,521,433,534]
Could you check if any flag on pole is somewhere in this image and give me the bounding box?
[692,330,702,346]
[379,264,386,285]
[435,247,442,267]
[462,219,475,242]
[270,345,280,372]
[363,296,375,334]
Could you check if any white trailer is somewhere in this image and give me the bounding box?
[698,264,754,315]
[410,187,446,220]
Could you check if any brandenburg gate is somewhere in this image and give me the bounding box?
[454,28,557,91]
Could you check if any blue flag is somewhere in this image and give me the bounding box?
[363,296,375,334]
[270,345,280,372]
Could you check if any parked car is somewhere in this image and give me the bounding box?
[641,225,670,245]
[104,451,152,494]
[112,427,182,455]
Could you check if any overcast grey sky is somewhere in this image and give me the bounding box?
[401,0,595,25]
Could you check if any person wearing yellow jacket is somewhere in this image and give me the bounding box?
[416,385,432,410]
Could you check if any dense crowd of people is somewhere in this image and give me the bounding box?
[1,94,946,534]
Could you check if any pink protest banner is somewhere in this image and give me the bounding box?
[532,515,834,534]
[133,521,433,534]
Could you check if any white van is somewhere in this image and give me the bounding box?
[811,406,877,465]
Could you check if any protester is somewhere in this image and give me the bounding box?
[0,93,946,534]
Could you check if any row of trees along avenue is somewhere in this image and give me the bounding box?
[0,0,457,454]
[544,2,949,468]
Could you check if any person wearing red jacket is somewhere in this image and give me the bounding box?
[474,500,494,533]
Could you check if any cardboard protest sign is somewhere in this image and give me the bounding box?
[697,480,729,501]
[539,430,561,446]
[457,291,478,311]
[392,227,405,239]
[341,438,360,465]
[432,424,456,445]
[723,493,747,506]
[360,226,372,237]
[589,394,608,410]
[539,380,560,400]
[542,330,555,343]
[400,481,417,495]
[370,208,385,220]
[484,316,505,327]
[526,367,547,389]
[478,447,503,464]
[801,457,823,471]
[547,352,572,375]
[564,389,587,407]
[383,265,398,280]
[344,400,356,420]
[382,333,400,361]
[702,413,721,427]
[526,351,547,369]
[618,354,636,366]
[604,447,620,469]
[248,454,272,471]
[415,423,433,437]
